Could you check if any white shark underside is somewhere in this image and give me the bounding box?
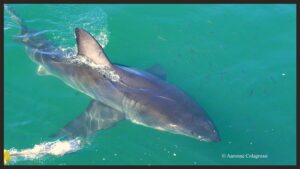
[7,6,220,142]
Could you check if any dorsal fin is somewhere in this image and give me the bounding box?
[75,28,111,67]
[146,64,166,80]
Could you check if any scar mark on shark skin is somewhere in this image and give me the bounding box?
[157,95,176,103]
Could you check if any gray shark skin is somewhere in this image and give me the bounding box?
[7,6,220,142]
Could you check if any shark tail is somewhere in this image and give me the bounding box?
[5,5,29,41]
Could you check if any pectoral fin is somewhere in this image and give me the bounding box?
[37,65,50,76]
[50,100,124,138]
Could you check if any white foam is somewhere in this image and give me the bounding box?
[96,29,110,48]
[8,138,82,163]
[67,55,120,82]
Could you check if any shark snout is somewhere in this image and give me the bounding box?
[202,128,221,142]
[185,118,221,142]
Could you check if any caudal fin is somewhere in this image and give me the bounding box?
[5,5,28,35]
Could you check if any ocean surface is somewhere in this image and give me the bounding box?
[3,4,296,165]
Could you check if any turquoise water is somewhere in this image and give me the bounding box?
[4,4,296,165]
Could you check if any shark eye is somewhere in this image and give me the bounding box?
[102,74,107,78]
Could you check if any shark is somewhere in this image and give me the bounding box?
[6,6,220,142]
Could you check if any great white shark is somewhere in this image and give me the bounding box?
[6,6,220,142]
